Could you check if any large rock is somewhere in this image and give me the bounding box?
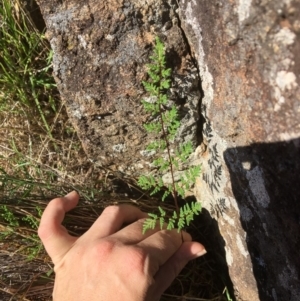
[37,0,201,175]
[37,0,300,300]
[179,0,300,300]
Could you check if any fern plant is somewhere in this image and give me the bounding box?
[138,37,201,234]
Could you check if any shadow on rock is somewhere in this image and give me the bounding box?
[224,138,300,300]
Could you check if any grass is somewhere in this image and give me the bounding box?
[0,0,107,299]
[0,0,55,136]
[0,1,233,300]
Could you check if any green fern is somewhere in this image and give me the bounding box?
[178,202,202,230]
[142,215,158,234]
[167,211,177,230]
[138,37,202,234]
[143,202,201,233]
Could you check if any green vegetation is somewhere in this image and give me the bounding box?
[0,1,105,298]
[0,204,43,260]
[138,37,201,234]
[0,0,56,136]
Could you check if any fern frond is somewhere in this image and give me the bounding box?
[177,215,185,231]
[141,100,156,113]
[160,79,170,89]
[162,68,171,78]
[176,202,202,231]
[143,82,159,95]
[158,206,166,217]
[137,175,156,190]
[157,177,164,188]
[184,166,201,183]
[142,215,158,234]
[159,94,168,105]
[144,122,162,134]
[192,201,202,213]
[172,158,179,169]
[158,206,166,229]
[150,185,161,196]
[153,157,169,172]
[146,139,167,151]
[176,141,193,162]
[167,210,177,230]
[162,190,170,202]
[139,37,202,234]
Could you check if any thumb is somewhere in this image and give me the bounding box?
[152,241,206,299]
[38,191,79,264]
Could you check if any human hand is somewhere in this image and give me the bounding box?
[38,191,206,301]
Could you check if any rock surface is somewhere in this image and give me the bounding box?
[37,0,300,300]
[179,0,300,300]
[37,0,201,175]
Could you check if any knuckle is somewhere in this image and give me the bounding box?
[123,246,147,274]
[49,197,65,208]
[160,230,181,249]
[92,239,118,260]
[37,222,54,242]
[45,198,65,216]
[37,224,48,240]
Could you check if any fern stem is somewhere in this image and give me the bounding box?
[158,104,179,209]
[139,38,201,238]
[156,51,182,240]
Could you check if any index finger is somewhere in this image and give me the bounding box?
[38,191,79,263]
[85,205,147,239]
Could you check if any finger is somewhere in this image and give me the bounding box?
[110,218,163,244]
[86,205,147,238]
[137,230,192,275]
[38,191,79,263]
[152,242,206,298]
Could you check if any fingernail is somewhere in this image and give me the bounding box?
[189,248,207,260]
[195,248,207,257]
